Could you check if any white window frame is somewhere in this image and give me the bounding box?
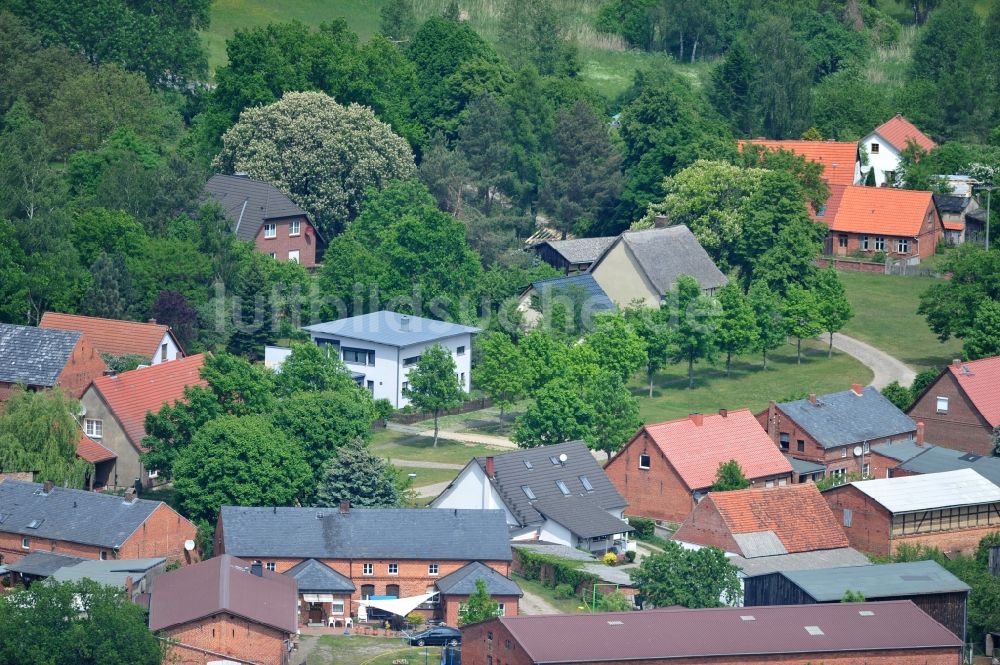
[496,603,505,616]
[100,550,108,560]
[638,453,651,470]
[936,396,949,414]
[288,249,300,264]
[838,234,847,248]
[22,537,29,549]
[268,252,277,259]
[428,563,439,576]
[161,343,168,362]
[263,222,277,239]
[363,563,374,576]
[874,236,885,252]
[266,562,276,572]
[862,463,870,478]
[861,236,870,251]
[330,600,345,615]
[457,346,466,356]
[147,469,159,479]
[897,238,910,253]
[388,563,399,576]
[85,418,103,439]
[841,447,848,458]
[289,219,301,236]
[843,508,853,527]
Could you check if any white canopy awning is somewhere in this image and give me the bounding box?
[302,593,338,603]
[354,592,438,617]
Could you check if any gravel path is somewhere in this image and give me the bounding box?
[518,588,562,615]
[820,332,916,390]
[386,422,516,448]
[414,481,452,498]
[389,459,465,470]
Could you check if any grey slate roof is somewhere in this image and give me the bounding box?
[203,174,311,242]
[595,226,728,295]
[0,480,165,549]
[220,506,512,561]
[283,558,355,593]
[894,445,1000,487]
[303,311,480,348]
[771,560,970,601]
[532,495,634,540]
[0,324,81,387]
[528,274,616,314]
[776,386,916,449]
[468,441,628,528]
[51,557,165,587]
[732,531,788,558]
[729,547,872,577]
[785,455,825,476]
[933,194,971,215]
[871,440,927,463]
[434,561,522,597]
[7,551,85,577]
[539,237,616,265]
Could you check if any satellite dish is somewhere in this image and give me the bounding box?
[853,446,863,457]
[558,453,568,463]
[184,539,196,551]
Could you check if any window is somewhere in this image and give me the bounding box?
[779,433,789,450]
[579,475,594,492]
[21,537,28,549]
[550,456,560,465]
[288,249,300,264]
[403,355,421,367]
[936,396,949,414]
[838,234,848,248]
[366,380,374,393]
[429,563,439,576]
[523,459,533,469]
[457,345,466,356]
[342,347,375,366]
[266,562,276,572]
[797,439,805,453]
[289,220,301,236]
[815,205,827,217]
[885,170,896,184]
[269,252,277,259]
[843,508,853,527]
[874,236,885,251]
[388,563,398,575]
[161,343,168,362]
[402,381,409,392]
[460,372,465,385]
[831,468,847,482]
[556,480,570,495]
[85,419,103,438]
[897,238,910,253]
[496,603,505,616]
[765,480,774,488]
[147,469,159,479]
[331,600,345,614]
[386,584,400,597]
[870,142,880,154]
[100,551,108,560]
[638,453,651,469]
[521,485,536,500]
[363,563,373,576]
[361,584,375,599]
[778,478,787,486]
[841,447,848,458]
[862,463,870,478]
[263,222,276,238]
[861,235,870,251]
[863,442,870,453]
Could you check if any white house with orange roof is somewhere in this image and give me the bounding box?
[861,114,937,187]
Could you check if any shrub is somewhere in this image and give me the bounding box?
[406,611,424,628]
[624,550,636,563]
[603,552,618,566]
[553,583,575,599]
[628,516,655,539]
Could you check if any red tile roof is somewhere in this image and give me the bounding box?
[827,186,936,237]
[92,354,206,452]
[949,356,1000,428]
[40,312,181,360]
[76,432,116,464]
[699,484,849,554]
[871,114,937,153]
[149,554,298,634]
[740,140,859,187]
[942,219,965,231]
[811,183,847,224]
[640,410,793,490]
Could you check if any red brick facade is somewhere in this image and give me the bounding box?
[825,198,942,261]
[0,334,107,401]
[442,595,519,627]
[253,215,320,268]
[908,369,995,456]
[162,612,291,665]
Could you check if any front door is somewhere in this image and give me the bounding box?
[308,603,324,624]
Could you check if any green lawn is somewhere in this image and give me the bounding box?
[305,634,414,665]
[397,466,460,488]
[838,270,961,374]
[411,403,525,435]
[632,338,873,424]
[370,428,506,465]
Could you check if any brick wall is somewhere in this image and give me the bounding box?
[0,531,104,566]
[119,503,198,564]
[57,336,108,399]
[163,613,291,665]
[823,485,893,556]
[868,451,903,479]
[605,432,696,524]
[891,524,1000,557]
[441,595,519,626]
[908,370,994,456]
[815,257,886,273]
[253,215,319,268]
[672,499,739,552]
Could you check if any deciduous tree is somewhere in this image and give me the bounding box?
[473,332,527,430]
[782,285,822,364]
[584,370,642,459]
[710,460,750,492]
[664,276,720,388]
[748,281,785,370]
[0,387,90,488]
[514,377,593,448]
[458,579,500,626]
[403,344,465,446]
[625,305,672,398]
[714,282,759,376]
[630,540,742,608]
[813,268,853,357]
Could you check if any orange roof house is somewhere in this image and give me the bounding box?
[604,410,794,523]
[869,115,937,153]
[78,354,206,489]
[40,313,184,366]
[76,432,117,491]
[861,114,937,187]
[673,484,849,557]
[908,356,1000,456]
[823,186,942,260]
[739,140,861,188]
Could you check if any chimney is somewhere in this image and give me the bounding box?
[339,500,350,515]
[851,383,863,396]
[485,456,495,479]
[654,214,669,229]
[808,393,817,405]
[103,369,117,377]
[147,318,156,325]
[250,561,263,577]
[689,413,704,426]
[718,408,728,418]
[123,488,137,504]
[952,358,962,368]
[766,400,777,437]
[42,480,54,494]
[400,314,410,331]
[916,422,925,447]
[125,575,134,600]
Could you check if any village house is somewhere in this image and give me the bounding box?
[149,554,298,665]
[0,479,197,568]
[605,410,793,524]
[744,560,970,642]
[739,139,862,187]
[204,173,323,268]
[907,356,1000,457]
[430,441,634,555]
[861,114,937,187]
[460,602,962,665]
[0,323,107,401]
[533,236,616,274]
[78,353,206,490]
[934,193,980,245]
[215,504,516,628]
[823,468,1000,557]
[432,561,523,627]
[303,311,479,408]
[758,385,917,480]
[39,312,183,365]
[516,273,615,328]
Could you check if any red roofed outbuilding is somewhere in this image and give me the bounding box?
[604,410,793,523]
[78,353,206,490]
[40,312,184,366]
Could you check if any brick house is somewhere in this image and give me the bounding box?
[605,410,793,524]
[460,602,962,665]
[822,468,1000,557]
[757,385,917,481]
[0,479,197,567]
[433,561,523,627]
[78,353,206,490]
[149,554,298,665]
[216,504,514,627]
[908,356,1000,457]
[0,323,107,401]
[39,312,184,365]
[819,185,943,261]
[204,173,323,268]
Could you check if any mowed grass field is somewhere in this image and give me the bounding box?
[838,270,961,374]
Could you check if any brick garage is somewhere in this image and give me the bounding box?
[908,357,1000,457]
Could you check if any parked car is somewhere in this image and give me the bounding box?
[408,625,461,647]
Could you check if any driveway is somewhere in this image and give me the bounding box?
[821,332,916,389]
[518,588,561,615]
[387,422,516,448]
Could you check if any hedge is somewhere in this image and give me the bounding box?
[513,548,599,591]
[628,516,655,539]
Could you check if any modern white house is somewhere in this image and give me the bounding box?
[860,114,937,187]
[303,311,479,408]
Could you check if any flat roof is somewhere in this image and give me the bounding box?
[304,311,480,347]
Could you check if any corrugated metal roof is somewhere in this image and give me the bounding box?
[897,445,1000,487]
[52,557,165,587]
[785,455,825,475]
[304,311,480,348]
[489,601,960,662]
[733,531,787,557]
[773,560,969,602]
[0,324,81,387]
[843,468,1000,513]
[777,386,916,450]
[283,558,355,593]
[434,561,522,597]
[729,547,871,577]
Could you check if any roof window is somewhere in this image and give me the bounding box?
[740,615,756,621]
[549,456,560,465]
[522,485,536,500]
[27,519,44,529]
[858,610,875,617]
[523,459,533,469]
[580,475,594,492]
[804,626,824,636]
[556,480,570,496]
[607,620,624,626]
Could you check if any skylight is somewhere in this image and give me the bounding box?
[858,610,875,617]
[27,519,44,529]
[556,480,570,496]
[549,456,560,465]
[740,615,755,621]
[522,485,536,500]
[579,475,594,492]
[524,459,533,469]
[607,620,623,626]
[804,626,824,636]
